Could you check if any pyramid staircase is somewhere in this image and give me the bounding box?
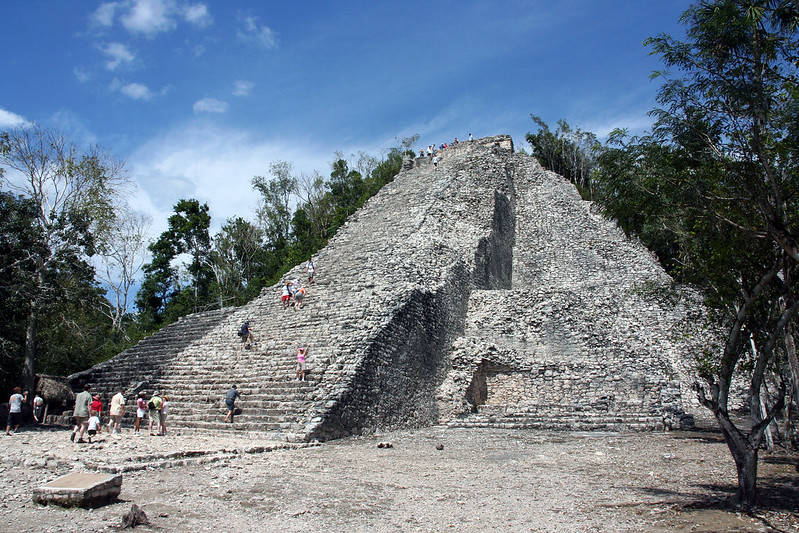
[70,135,705,440]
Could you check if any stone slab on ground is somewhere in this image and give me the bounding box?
[32,472,122,508]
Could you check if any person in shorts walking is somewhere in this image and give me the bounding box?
[107,388,126,435]
[223,385,240,423]
[71,384,92,443]
[6,387,26,435]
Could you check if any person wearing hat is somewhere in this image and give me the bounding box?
[147,391,163,436]
[6,387,27,435]
[90,395,103,418]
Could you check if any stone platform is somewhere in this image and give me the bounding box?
[32,472,122,508]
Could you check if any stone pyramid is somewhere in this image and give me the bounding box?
[70,135,705,441]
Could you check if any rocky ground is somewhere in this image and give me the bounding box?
[1,423,797,532]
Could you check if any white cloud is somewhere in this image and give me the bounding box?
[0,108,29,128]
[237,16,278,49]
[73,66,93,83]
[100,42,135,71]
[122,83,153,100]
[89,0,211,37]
[121,0,178,37]
[183,3,212,28]
[233,81,253,97]
[111,79,154,100]
[91,2,119,28]
[193,98,229,113]
[126,122,333,237]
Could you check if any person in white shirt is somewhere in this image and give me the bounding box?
[87,411,102,443]
[107,388,126,434]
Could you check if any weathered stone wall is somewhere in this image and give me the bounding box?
[436,154,707,430]
[69,135,708,440]
[299,137,519,440]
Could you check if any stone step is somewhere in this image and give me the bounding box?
[155,373,316,383]
[149,384,316,397]
[170,406,311,418]
[175,419,305,433]
[156,372,315,384]
[449,419,663,431]
[448,407,666,431]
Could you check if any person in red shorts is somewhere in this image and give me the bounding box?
[281,281,292,308]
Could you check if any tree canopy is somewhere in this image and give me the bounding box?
[0,125,130,396]
[527,0,799,509]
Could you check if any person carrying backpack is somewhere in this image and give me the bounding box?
[238,320,255,350]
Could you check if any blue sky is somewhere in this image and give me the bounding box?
[1,1,691,236]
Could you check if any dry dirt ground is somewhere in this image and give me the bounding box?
[1,423,797,532]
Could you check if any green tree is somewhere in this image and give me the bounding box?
[95,208,152,334]
[136,199,213,327]
[593,0,799,508]
[363,148,404,197]
[210,217,266,306]
[0,192,43,393]
[253,161,297,251]
[328,156,365,228]
[525,116,601,199]
[293,170,333,248]
[0,125,128,396]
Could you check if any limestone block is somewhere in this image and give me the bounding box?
[32,472,122,508]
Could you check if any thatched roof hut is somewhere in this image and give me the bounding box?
[35,375,74,407]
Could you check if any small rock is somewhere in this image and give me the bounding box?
[436,444,444,451]
[121,503,149,528]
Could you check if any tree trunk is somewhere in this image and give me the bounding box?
[759,384,774,451]
[786,324,799,420]
[21,266,45,402]
[732,443,759,509]
[21,303,37,401]
[714,409,762,510]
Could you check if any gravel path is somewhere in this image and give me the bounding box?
[1,425,797,532]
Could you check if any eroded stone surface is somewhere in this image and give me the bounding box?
[32,472,122,508]
[66,135,713,440]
